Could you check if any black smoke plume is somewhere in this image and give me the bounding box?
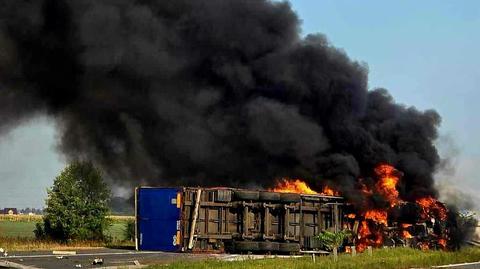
[0,0,441,204]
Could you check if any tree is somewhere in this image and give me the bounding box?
[316,230,351,261]
[35,161,111,241]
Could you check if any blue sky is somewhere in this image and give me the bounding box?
[290,0,479,153]
[0,0,478,208]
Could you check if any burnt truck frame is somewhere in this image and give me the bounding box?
[135,186,344,253]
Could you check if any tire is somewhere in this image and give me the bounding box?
[259,191,281,202]
[234,241,260,252]
[234,190,260,201]
[383,238,395,247]
[279,243,300,253]
[258,242,280,252]
[280,193,301,203]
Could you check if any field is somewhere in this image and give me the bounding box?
[0,215,135,251]
[151,247,480,269]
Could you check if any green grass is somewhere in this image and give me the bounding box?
[0,221,36,238]
[149,247,480,269]
[0,217,135,250]
[105,221,129,241]
[0,219,128,240]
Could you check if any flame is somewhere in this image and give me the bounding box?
[356,220,383,252]
[320,185,339,196]
[402,230,413,239]
[438,239,447,249]
[416,197,447,221]
[358,221,372,237]
[356,221,371,252]
[271,179,318,194]
[267,165,449,252]
[364,209,388,226]
[355,164,403,251]
[374,164,400,207]
[353,165,448,252]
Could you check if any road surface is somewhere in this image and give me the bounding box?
[0,248,204,268]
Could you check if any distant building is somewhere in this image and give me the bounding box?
[2,208,18,215]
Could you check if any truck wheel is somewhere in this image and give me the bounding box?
[259,242,280,252]
[280,193,301,203]
[279,242,300,253]
[384,238,395,247]
[259,191,280,202]
[234,190,260,201]
[234,241,259,252]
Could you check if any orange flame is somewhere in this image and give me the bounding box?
[402,230,413,239]
[346,213,356,219]
[356,221,371,252]
[374,164,400,207]
[320,185,339,196]
[354,165,448,252]
[271,179,318,194]
[364,209,388,226]
[356,220,383,252]
[416,197,447,221]
[438,239,447,249]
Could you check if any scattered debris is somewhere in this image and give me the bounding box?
[92,258,103,265]
[133,260,141,265]
[75,264,82,268]
[56,256,65,259]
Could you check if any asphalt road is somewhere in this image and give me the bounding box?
[0,248,207,268]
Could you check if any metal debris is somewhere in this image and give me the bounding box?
[92,258,103,265]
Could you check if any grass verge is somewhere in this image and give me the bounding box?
[148,247,480,269]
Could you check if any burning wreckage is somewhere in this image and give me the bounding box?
[0,0,465,256]
[135,164,449,253]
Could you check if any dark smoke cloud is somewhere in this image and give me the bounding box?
[0,0,442,202]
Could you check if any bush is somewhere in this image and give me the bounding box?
[316,230,351,251]
[34,161,111,241]
[34,222,45,239]
[124,220,135,241]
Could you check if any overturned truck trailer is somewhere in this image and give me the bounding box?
[135,187,344,253]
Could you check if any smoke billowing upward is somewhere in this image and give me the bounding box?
[0,0,441,203]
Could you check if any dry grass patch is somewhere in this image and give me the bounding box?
[0,237,135,251]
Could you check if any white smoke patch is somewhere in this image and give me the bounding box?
[435,133,480,210]
[435,181,477,210]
